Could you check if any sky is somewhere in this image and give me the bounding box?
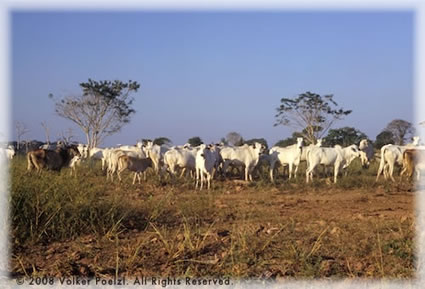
[11,10,414,147]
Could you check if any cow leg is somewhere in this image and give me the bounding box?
[244,166,249,182]
[376,158,386,181]
[288,163,293,180]
[269,160,276,183]
[195,168,200,189]
[306,163,316,183]
[294,164,299,179]
[200,171,204,190]
[248,166,254,182]
[179,168,186,178]
[207,172,211,190]
[334,163,340,184]
[389,162,396,182]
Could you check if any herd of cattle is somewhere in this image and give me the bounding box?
[1,136,424,189]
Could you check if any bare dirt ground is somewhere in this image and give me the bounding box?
[10,177,416,279]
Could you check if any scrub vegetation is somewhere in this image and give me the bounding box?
[9,155,415,279]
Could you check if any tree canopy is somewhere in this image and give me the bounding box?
[244,138,268,149]
[225,132,244,146]
[274,91,352,144]
[274,131,305,147]
[374,131,395,149]
[384,119,414,145]
[187,136,203,147]
[153,137,172,146]
[323,127,368,147]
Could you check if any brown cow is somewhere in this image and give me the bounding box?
[401,148,425,180]
[27,145,80,174]
[117,155,152,184]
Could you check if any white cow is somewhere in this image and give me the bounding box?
[106,147,146,181]
[163,146,199,178]
[295,138,322,176]
[1,145,16,160]
[268,137,303,182]
[306,144,361,184]
[69,155,82,177]
[89,147,108,170]
[220,142,266,182]
[359,139,374,168]
[77,144,89,159]
[376,136,421,182]
[138,141,170,174]
[195,144,220,190]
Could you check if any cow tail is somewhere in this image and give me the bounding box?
[118,156,123,172]
[376,145,387,180]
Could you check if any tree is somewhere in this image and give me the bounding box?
[40,121,51,144]
[374,130,395,149]
[52,79,140,148]
[153,137,172,146]
[219,137,228,145]
[188,136,203,147]
[244,138,268,149]
[58,128,75,144]
[15,121,30,151]
[274,131,308,148]
[274,91,352,144]
[384,119,414,145]
[323,127,368,147]
[274,138,295,148]
[226,132,244,146]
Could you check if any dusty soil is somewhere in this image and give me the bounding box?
[10,180,416,279]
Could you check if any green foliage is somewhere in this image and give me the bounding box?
[244,138,268,149]
[274,138,295,147]
[274,91,352,144]
[187,136,203,147]
[375,130,395,149]
[154,137,172,146]
[274,131,308,147]
[323,127,368,147]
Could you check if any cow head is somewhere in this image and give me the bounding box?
[68,145,81,158]
[316,139,323,147]
[296,137,303,149]
[251,142,266,155]
[359,139,368,150]
[412,136,420,146]
[348,145,361,161]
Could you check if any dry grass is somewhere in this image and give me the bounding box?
[9,156,416,279]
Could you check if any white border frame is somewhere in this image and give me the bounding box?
[1,1,424,288]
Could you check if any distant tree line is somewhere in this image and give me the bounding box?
[12,84,417,152]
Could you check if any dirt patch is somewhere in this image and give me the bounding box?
[10,178,416,279]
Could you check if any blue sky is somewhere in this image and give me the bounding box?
[11,11,413,147]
